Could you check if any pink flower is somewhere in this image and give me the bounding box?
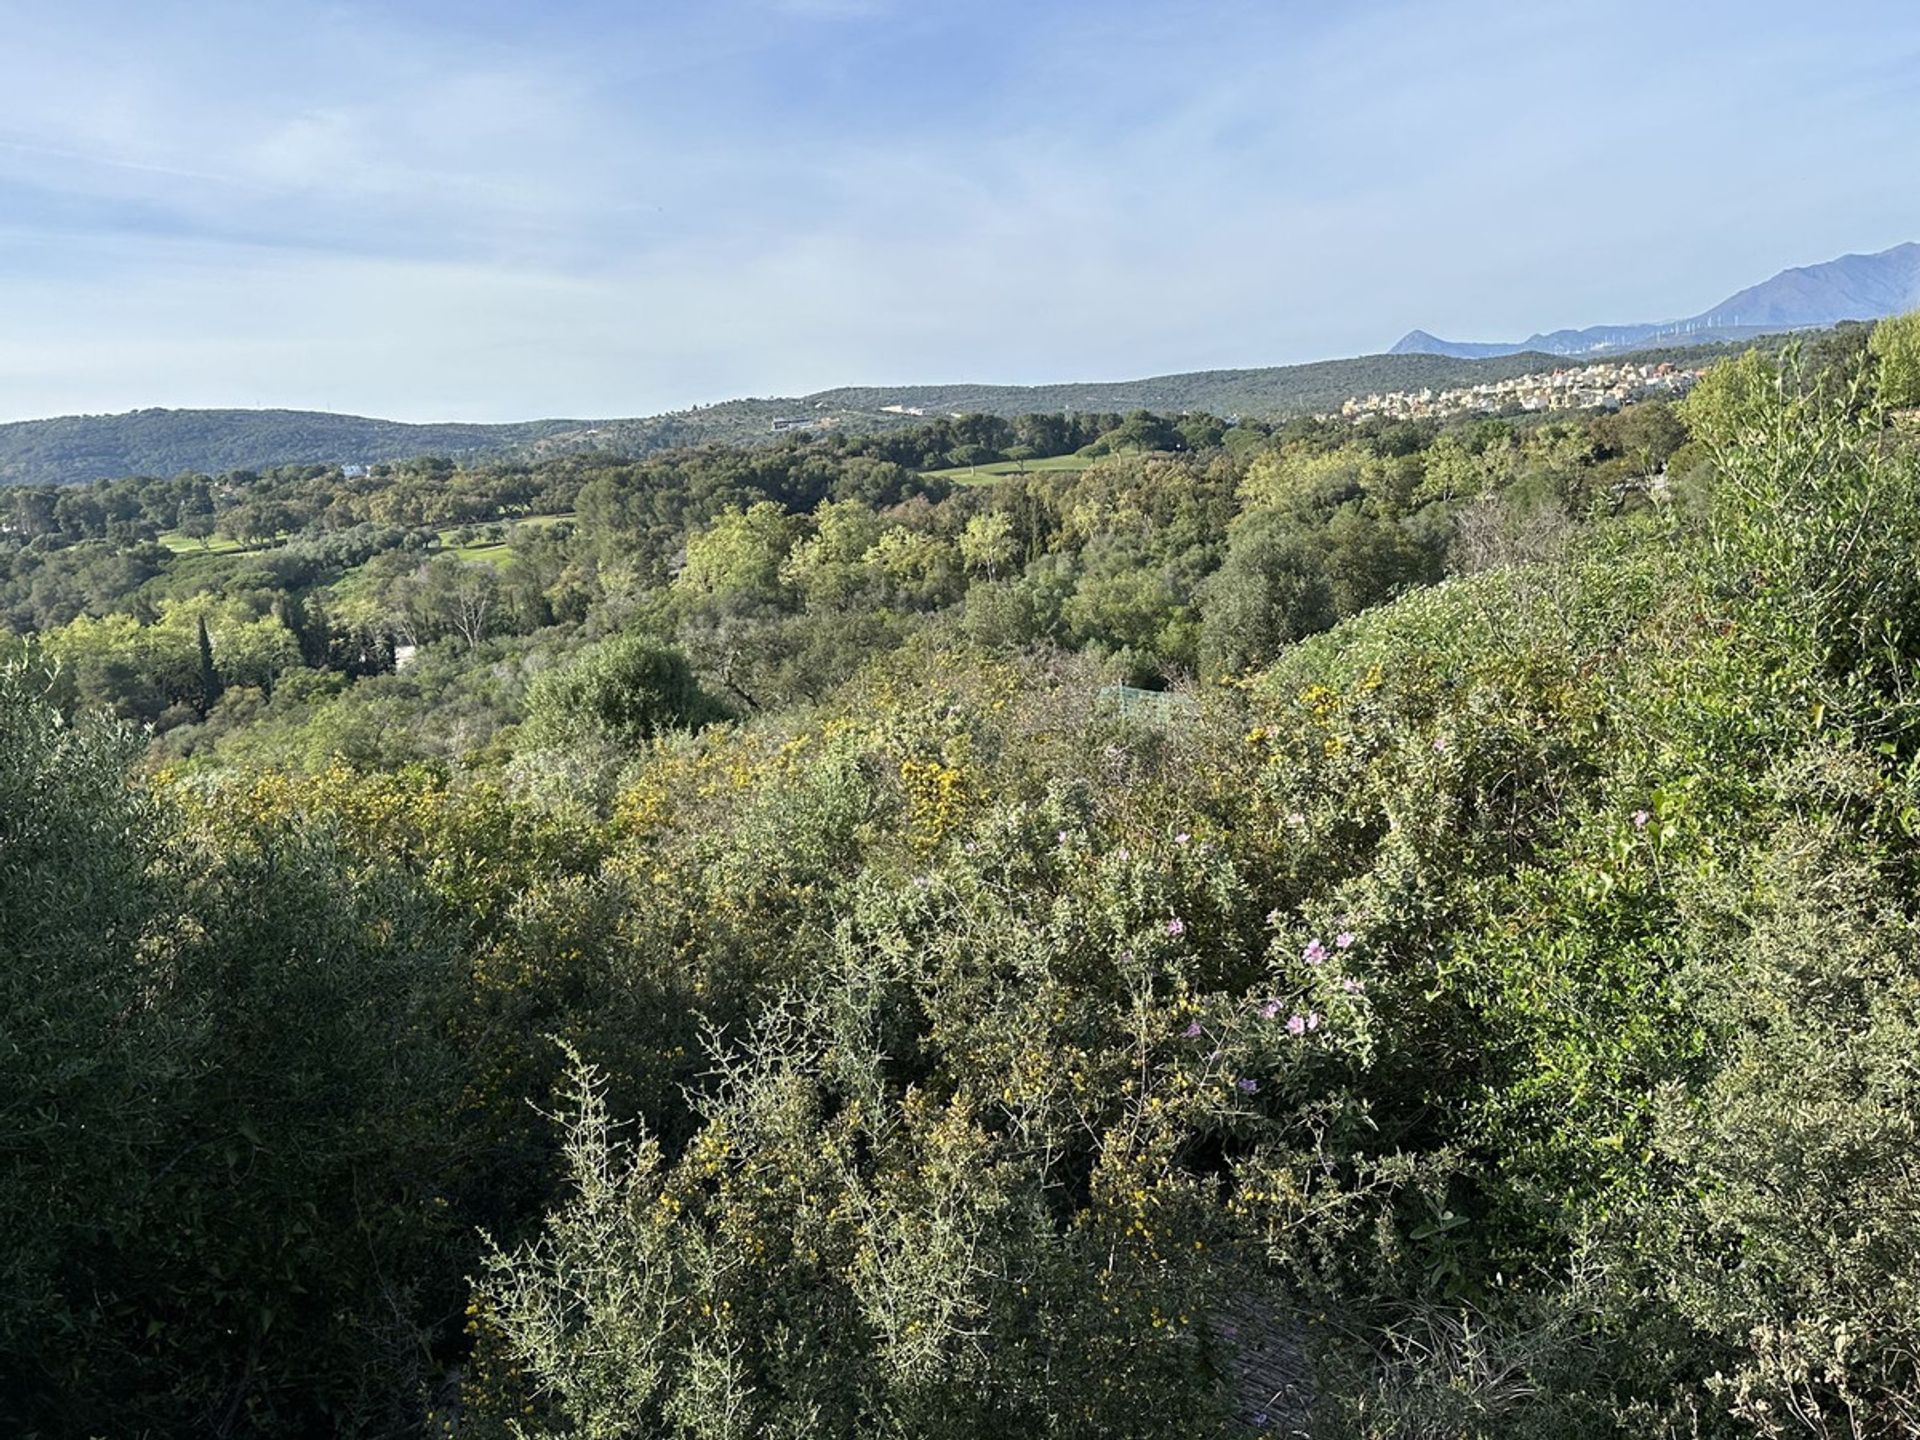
[1235,1077,1259,1094]
[1632,809,1651,829]
[1115,847,1131,861]
[1303,939,1327,965]
[1183,1020,1204,1039]
[1167,917,1186,937]
[1340,977,1366,995]
[1174,831,1191,846]
[1433,736,1448,753]
[1259,999,1281,1020]
[1334,931,1356,950]
[1286,1014,1306,1036]
[1286,811,1306,826]
[1057,829,1070,844]
[1306,1012,1322,1031]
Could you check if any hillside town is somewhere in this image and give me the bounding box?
[1339,360,1704,422]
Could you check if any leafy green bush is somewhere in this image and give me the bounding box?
[1,666,473,1435]
[521,633,724,751]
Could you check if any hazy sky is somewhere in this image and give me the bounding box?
[1,0,1915,422]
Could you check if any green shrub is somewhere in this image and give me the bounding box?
[521,632,724,751]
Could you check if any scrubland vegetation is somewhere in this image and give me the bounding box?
[7,317,1920,1437]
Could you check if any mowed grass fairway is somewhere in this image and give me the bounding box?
[157,511,577,564]
[156,529,247,555]
[920,453,1097,485]
[437,511,576,565]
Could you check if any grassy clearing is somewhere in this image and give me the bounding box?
[156,530,247,555]
[156,510,577,567]
[436,511,576,565]
[446,540,514,566]
[921,454,1096,485]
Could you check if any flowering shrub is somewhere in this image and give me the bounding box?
[17,348,1920,1436]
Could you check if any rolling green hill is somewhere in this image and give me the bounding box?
[0,408,591,488]
[0,336,1774,486]
[801,338,1752,421]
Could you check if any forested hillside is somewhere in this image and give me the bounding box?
[0,409,592,488]
[8,314,1920,1438]
[0,334,1789,487]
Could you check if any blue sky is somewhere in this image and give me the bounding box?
[1,0,1915,422]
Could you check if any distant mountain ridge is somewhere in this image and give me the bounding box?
[1392,242,1920,359]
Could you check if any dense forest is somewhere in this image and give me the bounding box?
[7,312,1920,1438]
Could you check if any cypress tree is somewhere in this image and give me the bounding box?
[196,615,222,716]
